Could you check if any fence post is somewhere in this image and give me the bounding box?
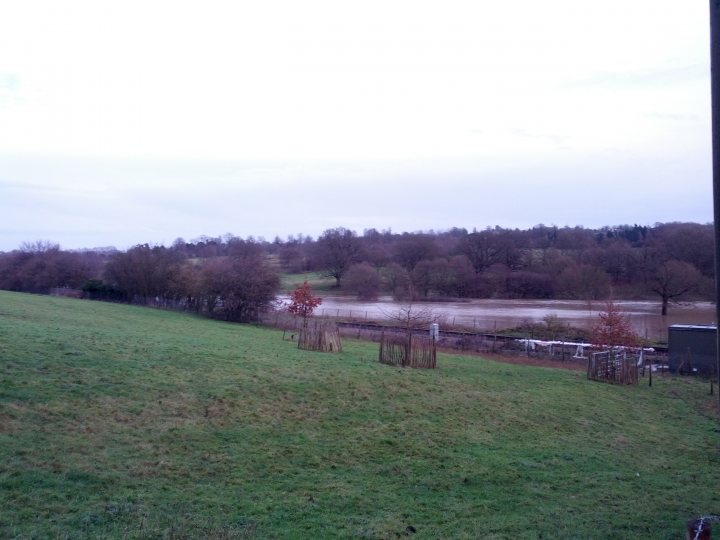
[432,333,437,368]
[491,321,497,353]
[406,333,412,368]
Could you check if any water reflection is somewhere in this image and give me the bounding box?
[303,296,716,341]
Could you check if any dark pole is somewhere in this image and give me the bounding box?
[711,0,720,405]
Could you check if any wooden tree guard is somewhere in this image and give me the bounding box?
[587,350,638,385]
[379,331,437,369]
[298,321,342,353]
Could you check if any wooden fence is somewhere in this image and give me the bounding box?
[379,332,437,369]
[587,350,639,385]
[298,321,343,353]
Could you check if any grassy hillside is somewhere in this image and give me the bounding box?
[0,291,718,539]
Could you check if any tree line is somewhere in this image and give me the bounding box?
[0,222,713,319]
[0,239,279,323]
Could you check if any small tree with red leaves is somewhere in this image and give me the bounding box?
[287,281,322,328]
[591,301,639,349]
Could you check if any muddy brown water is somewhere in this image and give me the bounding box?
[297,296,716,341]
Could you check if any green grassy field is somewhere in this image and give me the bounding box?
[1,291,719,539]
[280,272,337,293]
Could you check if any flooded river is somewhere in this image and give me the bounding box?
[306,296,716,341]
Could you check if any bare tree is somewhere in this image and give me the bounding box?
[315,227,362,287]
[105,244,183,303]
[343,262,381,300]
[448,254,477,297]
[649,222,714,276]
[168,263,204,312]
[0,242,99,294]
[19,240,60,253]
[392,233,439,271]
[200,254,279,322]
[384,302,438,338]
[556,264,611,301]
[381,262,412,300]
[460,229,520,273]
[650,260,701,316]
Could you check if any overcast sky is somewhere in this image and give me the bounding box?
[0,0,713,251]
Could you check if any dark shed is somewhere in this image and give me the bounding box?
[668,325,717,376]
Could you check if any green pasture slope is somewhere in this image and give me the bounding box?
[1,291,719,539]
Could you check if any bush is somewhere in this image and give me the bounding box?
[343,262,381,300]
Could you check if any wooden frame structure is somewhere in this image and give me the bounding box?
[379,332,437,369]
[298,321,342,353]
[587,349,638,385]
